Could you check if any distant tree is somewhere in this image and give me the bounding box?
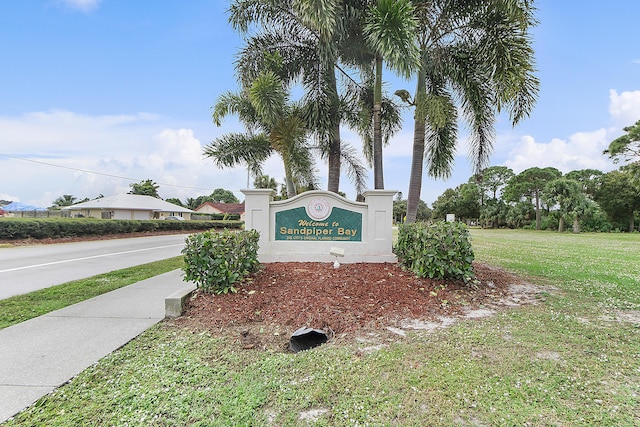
[505,201,535,229]
[129,179,160,198]
[185,197,199,210]
[503,167,562,230]
[253,174,279,191]
[432,183,480,222]
[604,119,640,164]
[165,198,184,207]
[393,198,430,223]
[209,188,240,204]
[476,166,515,201]
[192,196,211,209]
[569,197,598,234]
[543,178,584,232]
[479,198,509,228]
[594,167,640,232]
[565,169,603,198]
[50,194,77,209]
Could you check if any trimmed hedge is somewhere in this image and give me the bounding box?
[394,221,475,283]
[0,218,243,240]
[191,213,241,221]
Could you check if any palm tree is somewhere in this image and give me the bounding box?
[204,69,317,198]
[51,194,77,209]
[398,0,539,222]
[362,0,419,189]
[228,0,366,194]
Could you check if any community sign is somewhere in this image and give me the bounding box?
[275,197,362,242]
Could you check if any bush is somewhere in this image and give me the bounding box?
[394,221,475,283]
[182,229,260,294]
[0,218,243,240]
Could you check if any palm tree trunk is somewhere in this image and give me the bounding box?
[406,71,426,223]
[327,121,341,193]
[284,161,297,199]
[572,217,580,233]
[326,69,341,193]
[373,55,384,189]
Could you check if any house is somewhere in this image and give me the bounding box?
[62,194,194,220]
[195,202,245,221]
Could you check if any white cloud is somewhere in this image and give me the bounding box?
[0,110,161,155]
[503,129,616,175]
[609,89,640,126]
[56,0,102,12]
[0,110,251,207]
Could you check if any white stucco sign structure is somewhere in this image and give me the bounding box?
[241,189,397,263]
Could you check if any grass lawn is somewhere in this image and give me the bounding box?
[4,230,639,426]
[0,256,184,330]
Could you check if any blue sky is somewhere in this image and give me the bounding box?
[1,0,639,208]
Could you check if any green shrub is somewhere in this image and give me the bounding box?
[191,213,241,221]
[0,218,243,240]
[394,221,475,283]
[181,229,260,294]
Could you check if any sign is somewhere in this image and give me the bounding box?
[275,198,362,241]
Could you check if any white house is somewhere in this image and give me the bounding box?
[63,194,194,220]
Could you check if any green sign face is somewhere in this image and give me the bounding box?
[275,206,362,241]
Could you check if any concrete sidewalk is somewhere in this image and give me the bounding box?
[0,269,195,423]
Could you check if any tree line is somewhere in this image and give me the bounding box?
[429,163,640,232]
[430,119,640,232]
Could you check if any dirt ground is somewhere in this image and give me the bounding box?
[172,261,543,352]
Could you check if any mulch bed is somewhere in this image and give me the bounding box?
[173,262,522,338]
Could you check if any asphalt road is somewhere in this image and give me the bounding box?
[0,234,188,300]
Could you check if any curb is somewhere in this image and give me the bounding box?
[164,284,196,318]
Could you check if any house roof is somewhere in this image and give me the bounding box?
[62,194,194,213]
[195,202,245,214]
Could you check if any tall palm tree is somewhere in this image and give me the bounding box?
[399,0,539,222]
[362,0,419,188]
[229,0,365,194]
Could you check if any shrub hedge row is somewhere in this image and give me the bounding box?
[0,218,243,240]
[191,213,241,221]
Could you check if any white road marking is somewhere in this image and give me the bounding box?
[0,244,184,273]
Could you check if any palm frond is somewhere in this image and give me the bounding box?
[249,71,288,127]
[363,0,420,78]
[203,132,273,178]
[339,142,368,196]
[211,91,256,128]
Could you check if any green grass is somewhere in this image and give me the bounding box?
[4,231,640,426]
[0,256,184,329]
